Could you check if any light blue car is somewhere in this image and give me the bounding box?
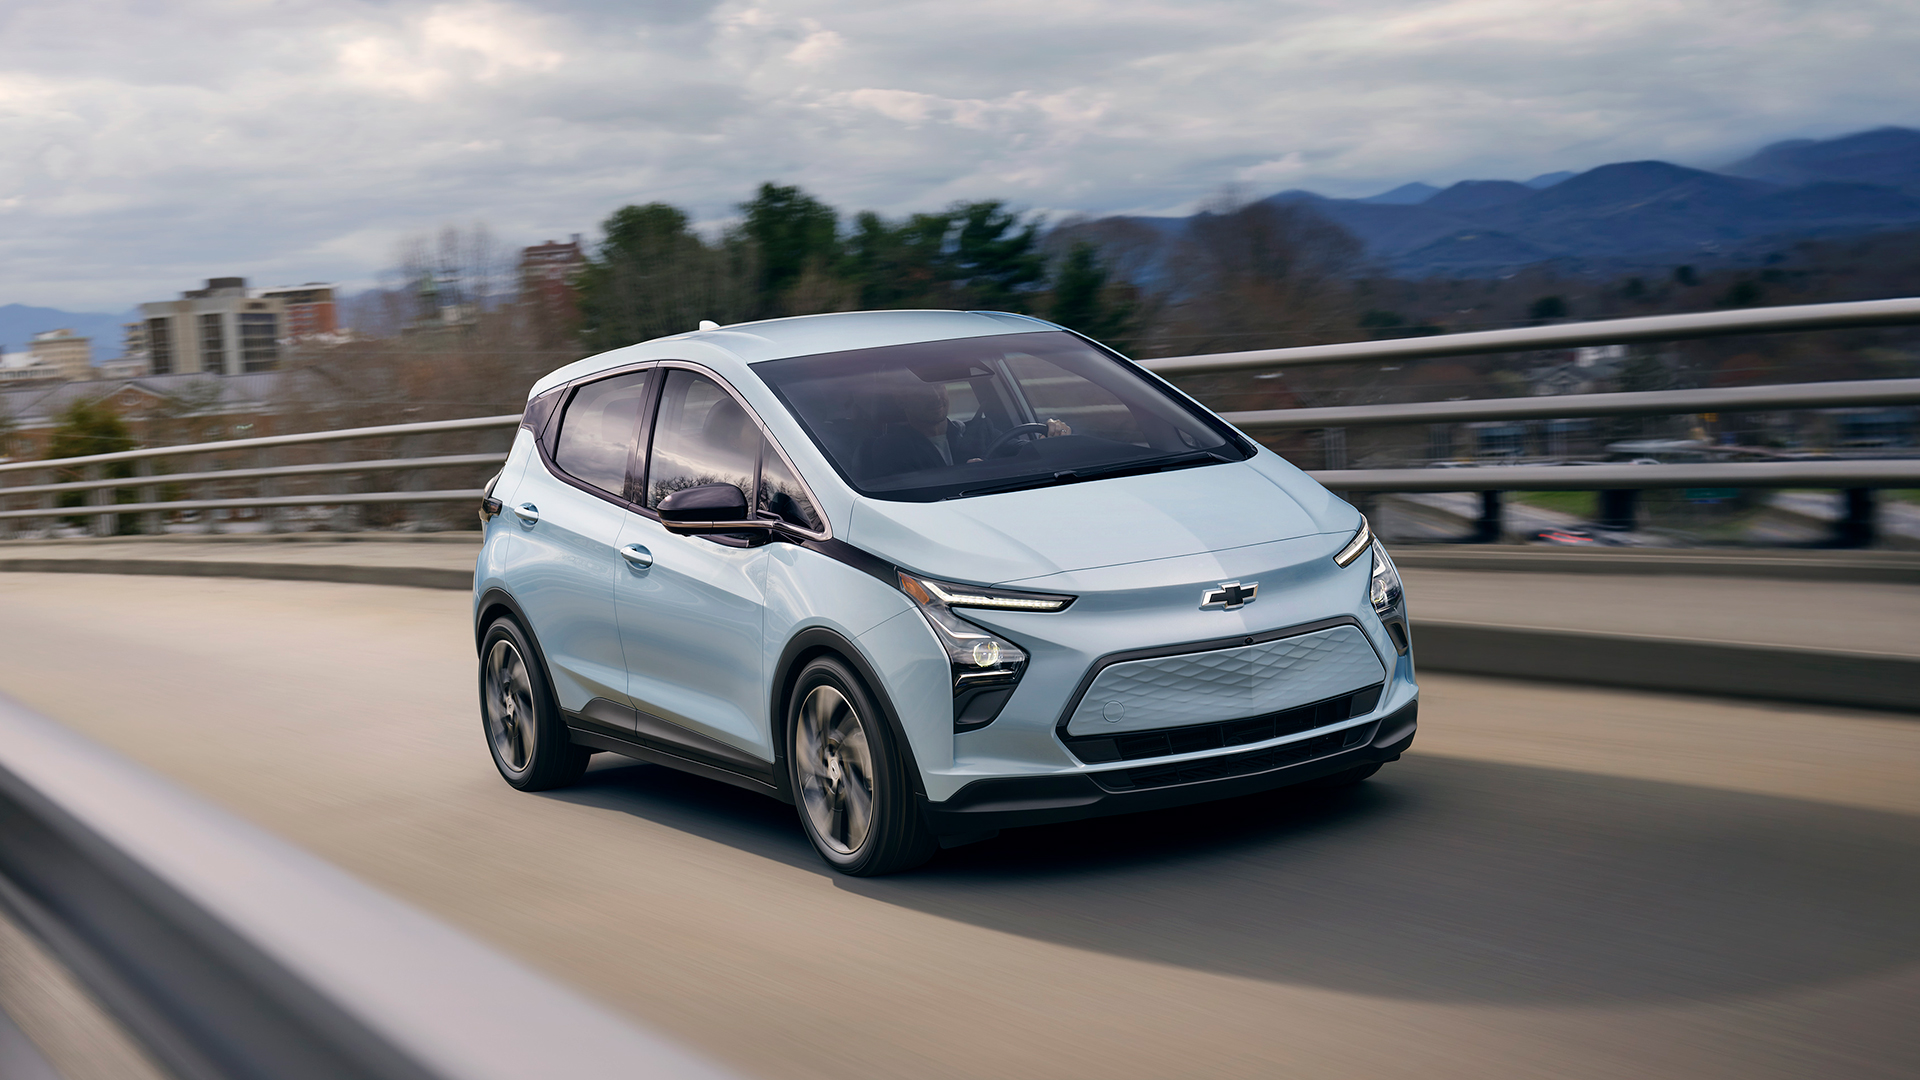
[472,311,1416,875]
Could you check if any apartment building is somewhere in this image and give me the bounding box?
[27,328,93,380]
[257,283,339,339]
[139,278,284,376]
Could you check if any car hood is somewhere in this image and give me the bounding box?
[846,461,1329,585]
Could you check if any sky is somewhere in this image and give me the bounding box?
[2,0,1916,313]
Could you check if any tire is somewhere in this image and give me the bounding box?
[786,656,936,876]
[479,616,592,791]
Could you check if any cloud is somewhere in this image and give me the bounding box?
[0,0,1914,310]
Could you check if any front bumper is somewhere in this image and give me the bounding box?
[923,698,1416,838]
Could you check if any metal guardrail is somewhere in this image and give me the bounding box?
[1222,377,1920,430]
[0,417,518,536]
[1,296,1916,540]
[0,691,738,1080]
[0,415,519,476]
[1141,295,1920,374]
[1308,459,1920,491]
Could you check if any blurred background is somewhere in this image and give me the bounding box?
[0,2,1914,1079]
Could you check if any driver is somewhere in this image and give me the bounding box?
[858,383,1073,478]
[860,384,968,476]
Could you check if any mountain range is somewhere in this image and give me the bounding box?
[1277,126,1920,276]
[1134,126,1920,278]
[0,304,134,360]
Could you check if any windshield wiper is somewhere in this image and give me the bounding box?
[953,450,1232,498]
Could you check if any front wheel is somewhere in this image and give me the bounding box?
[480,617,591,791]
[787,657,936,876]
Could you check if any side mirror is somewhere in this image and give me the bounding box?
[656,483,764,535]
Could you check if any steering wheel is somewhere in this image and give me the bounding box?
[983,423,1050,459]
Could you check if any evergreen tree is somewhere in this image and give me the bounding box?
[1048,242,1134,347]
[947,201,1045,309]
[574,203,757,349]
[738,183,841,315]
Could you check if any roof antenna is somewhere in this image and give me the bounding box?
[697,320,720,331]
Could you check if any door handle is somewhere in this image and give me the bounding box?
[511,502,540,525]
[619,543,654,569]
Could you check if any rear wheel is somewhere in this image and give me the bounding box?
[480,617,591,791]
[788,657,936,876]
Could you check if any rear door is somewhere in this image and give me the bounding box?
[505,367,653,714]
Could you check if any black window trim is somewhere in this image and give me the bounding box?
[533,359,833,543]
[538,362,660,512]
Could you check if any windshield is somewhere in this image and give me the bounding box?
[754,331,1248,502]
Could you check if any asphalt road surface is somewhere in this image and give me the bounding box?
[1,572,1915,1080]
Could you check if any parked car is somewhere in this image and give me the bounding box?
[472,311,1418,875]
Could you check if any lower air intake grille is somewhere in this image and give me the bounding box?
[1092,723,1375,792]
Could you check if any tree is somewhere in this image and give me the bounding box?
[738,183,842,315]
[946,201,1045,309]
[1049,242,1135,348]
[843,210,952,309]
[574,203,758,351]
[1158,196,1365,356]
[48,397,138,533]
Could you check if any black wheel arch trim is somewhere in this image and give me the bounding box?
[771,627,928,805]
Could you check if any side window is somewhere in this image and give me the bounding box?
[552,371,651,497]
[758,442,823,532]
[646,370,761,509]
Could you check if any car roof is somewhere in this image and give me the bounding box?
[527,310,1061,398]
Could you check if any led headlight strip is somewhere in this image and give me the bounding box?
[900,575,1074,613]
[1333,515,1373,567]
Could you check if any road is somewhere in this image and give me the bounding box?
[1,572,1915,1080]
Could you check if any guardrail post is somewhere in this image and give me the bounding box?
[201,448,218,534]
[39,465,54,539]
[138,458,161,536]
[260,446,282,534]
[90,465,113,537]
[1598,488,1639,532]
[1472,491,1503,543]
[1835,489,1876,548]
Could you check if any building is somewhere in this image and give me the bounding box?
[0,360,64,385]
[0,371,281,462]
[518,236,586,327]
[27,328,93,381]
[139,278,285,376]
[256,283,339,340]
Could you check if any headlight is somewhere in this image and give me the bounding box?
[897,573,1072,731]
[1369,544,1410,654]
[1334,515,1372,567]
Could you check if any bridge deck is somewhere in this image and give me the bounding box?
[0,572,1913,1080]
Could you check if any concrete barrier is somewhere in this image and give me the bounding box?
[1415,621,1918,713]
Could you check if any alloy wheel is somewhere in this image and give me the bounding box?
[795,684,875,854]
[484,638,536,772]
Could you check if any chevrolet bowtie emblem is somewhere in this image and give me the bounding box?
[1201,581,1258,610]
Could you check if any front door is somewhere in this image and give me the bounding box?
[615,369,773,765]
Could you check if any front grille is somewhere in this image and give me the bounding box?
[1092,723,1373,792]
[1062,684,1382,764]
